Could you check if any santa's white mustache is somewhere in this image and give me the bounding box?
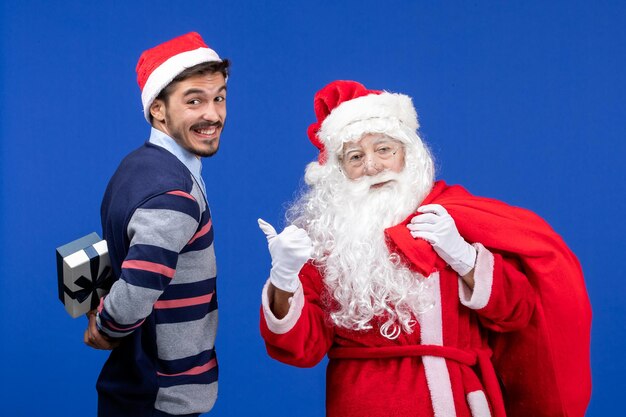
[345,170,403,193]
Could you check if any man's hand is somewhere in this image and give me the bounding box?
[407,204,476,277]
[258,218,312,293]
[84,310,120,350]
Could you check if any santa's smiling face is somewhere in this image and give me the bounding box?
[150,72,227,158]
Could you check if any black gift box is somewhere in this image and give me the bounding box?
[56,233,113,318]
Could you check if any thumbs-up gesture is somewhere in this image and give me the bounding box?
[258,219,313,293]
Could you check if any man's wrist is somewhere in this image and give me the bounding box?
[95,313,118,341]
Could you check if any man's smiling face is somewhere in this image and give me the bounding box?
[150,71,227,158]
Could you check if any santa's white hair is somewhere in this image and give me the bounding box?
[287,115,436,339]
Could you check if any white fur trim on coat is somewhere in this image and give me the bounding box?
[467,390,492,417]
[458,243,494,310]
[141,47,222,121]
[261,278,304,334]
[418,272,457,417]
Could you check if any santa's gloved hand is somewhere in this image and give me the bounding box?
[407,204,476,276]
[258,218,312,292]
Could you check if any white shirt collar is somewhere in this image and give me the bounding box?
[148,127,206,195]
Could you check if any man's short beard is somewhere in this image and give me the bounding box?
[191,121,224,158]
[288,136,435,339]
[194,142,220,158]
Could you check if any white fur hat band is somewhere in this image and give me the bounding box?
[307,80,419,164]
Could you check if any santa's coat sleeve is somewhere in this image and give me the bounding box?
[260,262,335,368]
[459,242,536,332]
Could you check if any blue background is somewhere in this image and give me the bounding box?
[1,1,624,415]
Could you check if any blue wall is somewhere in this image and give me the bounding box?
[1,1,624,415]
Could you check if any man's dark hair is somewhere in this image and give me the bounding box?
[150,59,231,123]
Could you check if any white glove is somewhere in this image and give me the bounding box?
[406,204,476,276]
[258,218,313,293]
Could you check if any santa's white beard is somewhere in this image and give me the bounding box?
[288,142,435,339]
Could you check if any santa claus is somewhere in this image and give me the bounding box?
[258,80,591,417]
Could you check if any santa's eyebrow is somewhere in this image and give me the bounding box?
[343,145,363,155]
[371,136,399,145]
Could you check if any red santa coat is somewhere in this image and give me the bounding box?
[259,180,593,417]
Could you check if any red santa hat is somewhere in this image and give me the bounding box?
[136,32,223,122]
[307,80,419,164]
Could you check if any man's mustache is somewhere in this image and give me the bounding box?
[191,121,223,130]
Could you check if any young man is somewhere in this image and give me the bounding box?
[83,32,229,417]
[258,81,591,417]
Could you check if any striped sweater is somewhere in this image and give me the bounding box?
[97,142,218,417]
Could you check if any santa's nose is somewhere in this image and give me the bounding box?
[363,157,383,176]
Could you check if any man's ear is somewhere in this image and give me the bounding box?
[150,99,166,122]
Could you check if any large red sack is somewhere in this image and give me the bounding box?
[386,181,592,417]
